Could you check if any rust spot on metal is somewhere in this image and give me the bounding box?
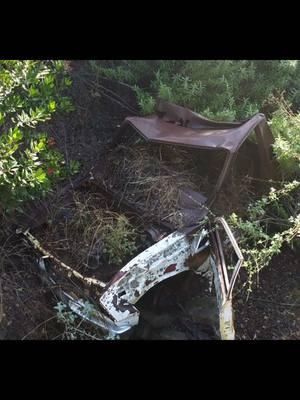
[164,264,177,274]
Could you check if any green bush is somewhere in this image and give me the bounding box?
[229,181,300,293]
[0,60,73,130]
[269,98,300,178]
[89,60,164,86]
[95,60,299,121]
[0,60,78,213]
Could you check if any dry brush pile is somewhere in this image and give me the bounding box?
[37,189,144,281]
[102,142,216,228]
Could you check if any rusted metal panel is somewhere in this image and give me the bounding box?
[113,99,277,225]
[117,99,271,153]
[37,258,138,334]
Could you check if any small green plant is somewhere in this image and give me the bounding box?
[54,301,119,340]
[91,63,136,84]
[0,128,76,211]
[54,301,79,340]
[229,180,300,293]
[134,86,156,115]
[64,194,139,267]
[102,214,138,265]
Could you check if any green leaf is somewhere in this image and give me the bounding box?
[69,159,80,174]
[35,168,47,183]
[64,77,72,87]
[34,138,46,152]
[49,100,56,112]
[12,128,23,141]
[29,86,39,97]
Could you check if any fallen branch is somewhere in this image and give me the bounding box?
[94,81,138,112]
[85,79,139,114]
[21,229,106,289]
[100,90,138,114]
[251,298,300,307]
[98,75,136,90]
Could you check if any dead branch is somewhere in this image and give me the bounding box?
[21,229,106,289]
[251,298,300,307]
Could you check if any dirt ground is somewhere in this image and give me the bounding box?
[0,60,299,340]
[234,246,300,340]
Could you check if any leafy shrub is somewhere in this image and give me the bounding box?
[89,60,164,86]
[269,98,300,178]
[134,86,156,115]
[229,181,300,292]
[95,60,299,121]
[0,60,77,213]
[0,60,73,130]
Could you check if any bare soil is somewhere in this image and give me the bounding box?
[234,246,300,340]
[0,60,299,340]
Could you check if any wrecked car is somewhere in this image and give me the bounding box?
[19,99,276,340]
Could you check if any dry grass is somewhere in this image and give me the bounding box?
[104,143,214,228]
[41,190,141,271]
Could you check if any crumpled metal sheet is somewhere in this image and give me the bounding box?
[120,99,270,153]
[113,99,277,230]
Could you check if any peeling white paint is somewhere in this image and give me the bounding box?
[23,218,243,339]
[100,229,209,326]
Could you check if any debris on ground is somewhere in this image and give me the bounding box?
[35,186,149,284]
[101,142,216,228]
[11,97,277,339]
[1,60,299,340]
